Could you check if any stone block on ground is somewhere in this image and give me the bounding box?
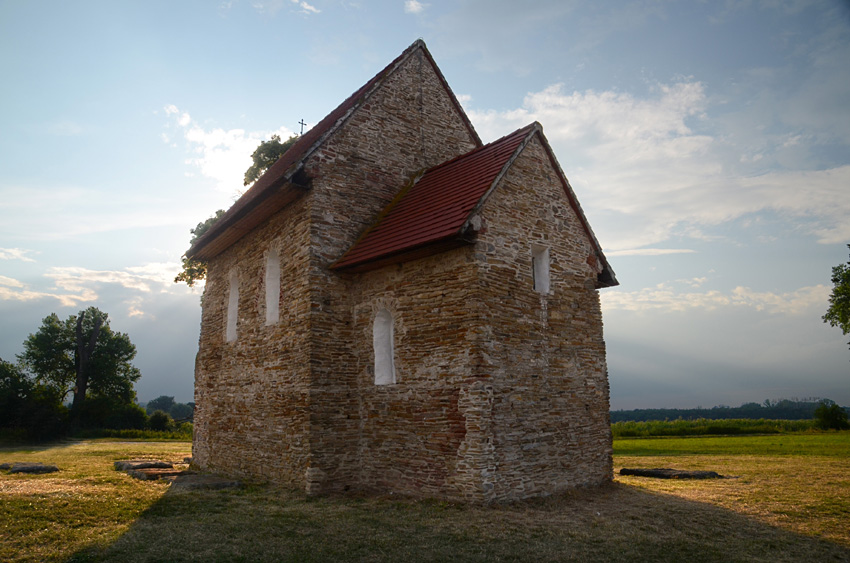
[114,459,174,471]
[5,462,60,474]
[170,473,243,491]
[619,468,725,479]
[126,468,188,481]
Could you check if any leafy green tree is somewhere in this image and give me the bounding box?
[175,133,297,287]
[243,134,298,186]
[823,244,850,352]
[146,395,176,415]
[0,357,68,440]
[18,307,141,416]
[0,358,32,428]
[813,399,850,430]
[174,209,225,287]
[170,401,194,421]
[148,410,173,432]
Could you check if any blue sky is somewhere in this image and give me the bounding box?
[1,0,848,409]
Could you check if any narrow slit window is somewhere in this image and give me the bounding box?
[226,268,239,342]
[532,245,550,294]
[265,248,280,325]
[373,308,395,385]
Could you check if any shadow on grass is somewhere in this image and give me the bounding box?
[69,481,850,563]
[0,438,86,454]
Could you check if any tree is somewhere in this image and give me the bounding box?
[148,410,173,432]
[175,133,298,287]
[0,357,68,440]
[146,395,176,415]
[823,244,850,352]
[243,134,299,186]
[170,402,194,421]
[813,399,850,430]
[174,209,225,287]
[18,307,141,416]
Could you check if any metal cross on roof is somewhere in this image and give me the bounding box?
[298,119,306,135]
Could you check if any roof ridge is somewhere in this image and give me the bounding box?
[188,39,461,260]
[424,122,536,174]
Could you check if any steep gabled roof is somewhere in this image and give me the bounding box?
[332,124,533,271]
[333,123,618,288]
[186,39,480,261]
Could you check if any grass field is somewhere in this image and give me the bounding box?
[1,433,848,562]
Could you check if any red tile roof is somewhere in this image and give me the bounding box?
[333,122,618,287]
[186,39,480,261]
[332,124,535,271]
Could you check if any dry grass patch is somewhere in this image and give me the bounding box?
[615,433,850,547]
[0,440,189,563]
[2,435,849,562]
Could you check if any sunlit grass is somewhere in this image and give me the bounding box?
[614,431,850,546]
[1,434,848,562]
[0,440,190,563]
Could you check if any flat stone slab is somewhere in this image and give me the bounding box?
[170,473,243,491]
[620,468,725,479]
[2,462,60,474]
[114,459,173,471]
[127,468,190,481]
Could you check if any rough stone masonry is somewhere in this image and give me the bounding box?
[188,40,618,503]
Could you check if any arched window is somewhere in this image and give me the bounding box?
[226,268,239,342]
[373,308,395,385]
[265,248,280,325]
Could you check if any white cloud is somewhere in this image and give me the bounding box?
[251,0,319,15]
[293,0,320,14]
[46,263,181,295]
[0,281,95,307]
[467,81,850,251]
[602,283,830,315]
[405,0,426,14]
[0,248,36,262]
[164,104,296,193]
[0,275,24,288]
[0,263,188,312]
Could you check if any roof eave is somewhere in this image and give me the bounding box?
[188,39,477,261]
[331,234,472,273]
[532,127,619,289]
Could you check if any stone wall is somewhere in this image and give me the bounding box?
[302,48,479,494]
[472,135,613,501]
[346,249,484,499]
[193,45,612,501]
[193,195,313,487]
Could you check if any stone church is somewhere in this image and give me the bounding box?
[187,40,618,502]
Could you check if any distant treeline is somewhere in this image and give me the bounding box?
[611,399,847,423]
[611,418,815,438]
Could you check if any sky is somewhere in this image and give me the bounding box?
[1,0,848,409]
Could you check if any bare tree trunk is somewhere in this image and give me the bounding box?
[71,310,102,415]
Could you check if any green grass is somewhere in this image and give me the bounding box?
[71,428,193,441]
[1,434,849,562]
[613,431,850,457]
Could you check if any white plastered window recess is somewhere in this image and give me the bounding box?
[226,268,239,342]
[264,247,281,325]
[532,244,550,294]
[373,308,396,385]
